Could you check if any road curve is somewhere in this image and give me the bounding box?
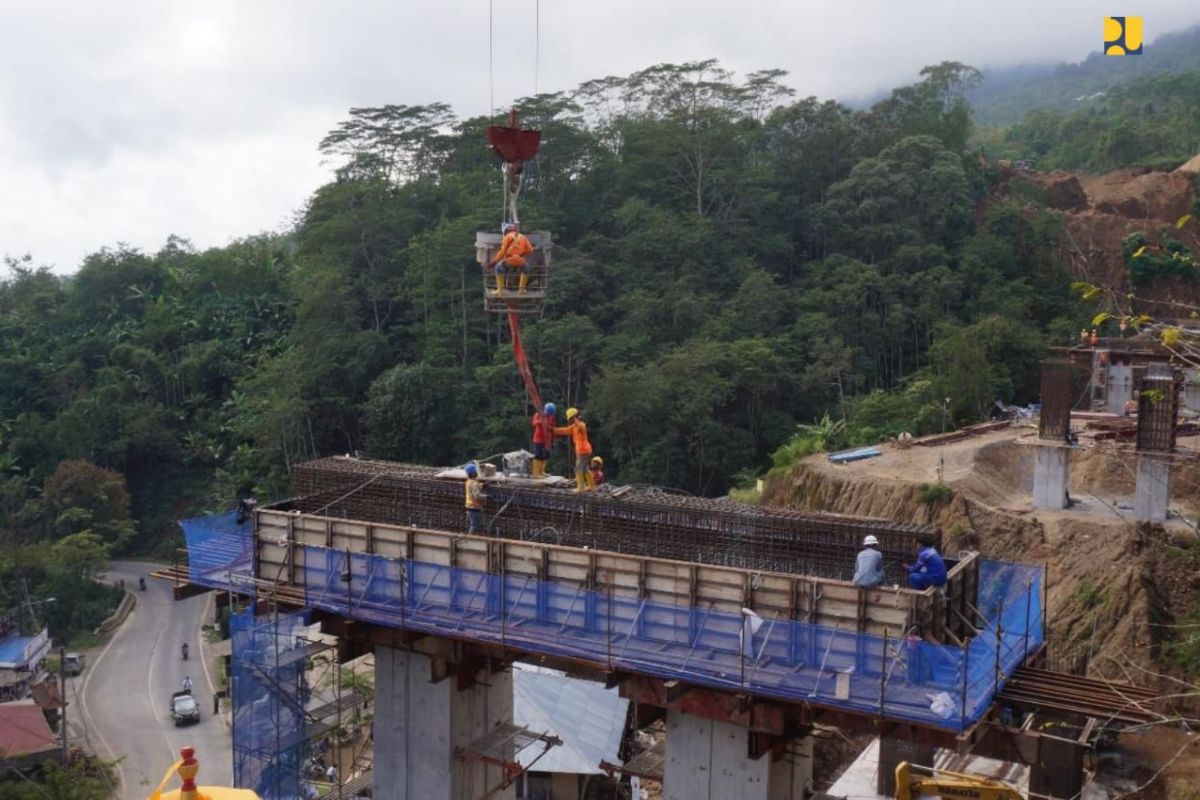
[72,560,233,800]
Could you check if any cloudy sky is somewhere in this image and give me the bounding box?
[1,1,1196,275]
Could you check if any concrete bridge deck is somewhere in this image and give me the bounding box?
[169,456,1107,800]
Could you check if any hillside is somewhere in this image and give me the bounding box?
[1016,161,1200,313]
[968,24,1200,126]
[989,72,1200,171]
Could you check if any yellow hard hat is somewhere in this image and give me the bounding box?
[591,456,603,466]
[566,408,579,420]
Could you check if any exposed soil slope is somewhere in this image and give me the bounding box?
[1019,163,1200,314]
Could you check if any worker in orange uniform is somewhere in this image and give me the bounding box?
[531,402,557,478]
[589,456,606,487]
[488,222,534,295]
[554,408,594,492]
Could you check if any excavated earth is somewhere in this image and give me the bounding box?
[1019,160,1200,314]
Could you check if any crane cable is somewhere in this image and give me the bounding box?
[488,0,494,115]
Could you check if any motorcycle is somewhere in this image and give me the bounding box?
[139,577,146,591]
[181,643,189,661]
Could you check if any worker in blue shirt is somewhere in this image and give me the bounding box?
[905,536,947,590]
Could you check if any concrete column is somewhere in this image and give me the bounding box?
[1032,445,1070,509]
[663,710,812,800]
[1030,734,1085,799]
[876,736,935,797]
[373,646,514,800]
[1135,456,1171,522]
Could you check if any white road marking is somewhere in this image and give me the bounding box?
[77,596,132,795]
[145,613,178,764]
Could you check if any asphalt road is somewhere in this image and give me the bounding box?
[71,560,233,800]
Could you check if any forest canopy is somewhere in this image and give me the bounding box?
[11,53,1182,563]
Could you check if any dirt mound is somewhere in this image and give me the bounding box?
[1177,152,1200,174]
[1042,174,1088,211]
[1078,168,1195,222]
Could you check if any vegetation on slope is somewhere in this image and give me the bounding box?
[968,25,1200,127]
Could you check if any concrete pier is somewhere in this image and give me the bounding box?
[1135,456,1171,522]
[1032,445,1070,510]
[876,736,936,796]
[373,646,514,800]
[663,710,812,800]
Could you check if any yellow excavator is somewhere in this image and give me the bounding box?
[895,761,1023,800]
[150,747,260,800]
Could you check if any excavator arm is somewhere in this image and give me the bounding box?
[895,761,1024,800]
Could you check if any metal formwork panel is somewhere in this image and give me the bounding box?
[1136,365,1179,453]
[1038,361,1072,442]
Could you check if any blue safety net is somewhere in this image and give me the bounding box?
[231,608,312,800]
[281,546,1044,733]
[186,510,1044,737]
[180,511,254,588]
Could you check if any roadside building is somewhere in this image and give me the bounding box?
[514,665,630,800]
[0,699,61,771]
[0,627,51,702]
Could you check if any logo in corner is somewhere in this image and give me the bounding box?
[1104,16,1143,55]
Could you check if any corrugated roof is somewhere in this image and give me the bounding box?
[0,630,49,669]
[0,700,58,756]
[513,665,628,775]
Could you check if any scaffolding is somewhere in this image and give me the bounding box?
[288,546,1041,734]
[231,607,372,800]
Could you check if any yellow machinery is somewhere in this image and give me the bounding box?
[895,761,1023,800]
[150,747,260,800]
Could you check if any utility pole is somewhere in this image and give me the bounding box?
[59,646,68,763]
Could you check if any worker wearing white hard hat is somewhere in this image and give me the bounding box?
[853,535,884,588]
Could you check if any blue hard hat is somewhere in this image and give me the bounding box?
[502,222,517,233]
[544,402,556,416]
[465,463,478,477]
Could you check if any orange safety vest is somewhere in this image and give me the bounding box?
[464,478,483,509]
[553,419,592,456]
[496,232,533,267]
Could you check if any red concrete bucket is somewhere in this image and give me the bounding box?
[486,126,542,163]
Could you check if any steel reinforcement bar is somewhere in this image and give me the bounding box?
[287,457,938,580]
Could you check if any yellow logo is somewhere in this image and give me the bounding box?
[1104,16,1143,55]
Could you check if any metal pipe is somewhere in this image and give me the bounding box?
[879,629,888,718]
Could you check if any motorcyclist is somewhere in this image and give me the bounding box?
[181,642,189,660]
[138,576,146,591]
[182,676,193,692]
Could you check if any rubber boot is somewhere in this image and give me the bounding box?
[518,272,529,294]
[574,471,586,492]
[585,470,596,492]
[495,273,505,295]
[532,459,544,478]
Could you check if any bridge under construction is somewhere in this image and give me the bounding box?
[166,456,1158,800]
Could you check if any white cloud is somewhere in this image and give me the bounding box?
[0,0,1196,273]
